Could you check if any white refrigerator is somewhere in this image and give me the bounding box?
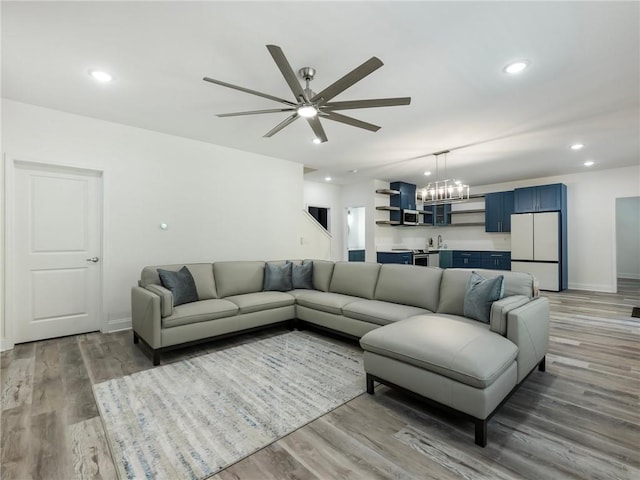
[511,212,561,291]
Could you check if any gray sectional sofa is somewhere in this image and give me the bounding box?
[131,260,549,446]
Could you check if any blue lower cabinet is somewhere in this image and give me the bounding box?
[439,250,453,268]
[481,252,511,270]
[348,249,365,262]
[452,251,482,268]
[377,252,412,265]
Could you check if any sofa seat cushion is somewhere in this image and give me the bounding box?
[225,291,295,314]
[343,300,429,326]
[294,291,361,315]
[360,315,518,388]
[161,299,238,329]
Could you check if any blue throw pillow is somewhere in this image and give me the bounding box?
[157,266,199,306]
[463,271,505,323]
[263,262,293,291]
[288,260,314,289]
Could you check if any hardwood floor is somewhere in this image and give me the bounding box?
[2,281,639,479]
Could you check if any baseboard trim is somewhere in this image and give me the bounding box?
[104,317,132,333]
[0,338,15,352]
[568,282,616,293]
[618,273,640,280]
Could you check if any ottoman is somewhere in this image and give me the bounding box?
[359,315,519,446]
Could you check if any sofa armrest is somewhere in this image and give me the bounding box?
[145,284,173,317]
[131,286,162,349]
[507,296,550,383]
[490,295,530,335]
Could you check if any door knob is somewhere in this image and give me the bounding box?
[86,257,100,263]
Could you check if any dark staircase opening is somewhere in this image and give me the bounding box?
[308,206,329,232]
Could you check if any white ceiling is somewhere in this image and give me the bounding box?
[2,1,639,187]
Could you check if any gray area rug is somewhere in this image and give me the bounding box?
[93,331,365,479]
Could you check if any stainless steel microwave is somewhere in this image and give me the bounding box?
[402,209,421,225]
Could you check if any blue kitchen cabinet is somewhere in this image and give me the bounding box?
[439,250,453,268]
[485,191,514,232]
[377,252,412,265]
[389,181,416,223]
[514,184,566,213]
[481,251,511,270]
[390,182,417,210]
[423,204,451,226]
[348,250,365,262]
[452,251,482,268]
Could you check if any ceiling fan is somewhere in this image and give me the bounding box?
[203,45,411,143]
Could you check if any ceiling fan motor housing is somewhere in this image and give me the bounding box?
[299,67,316,81]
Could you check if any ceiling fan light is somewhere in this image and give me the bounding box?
[297,105,318,118]
[312,137,322,144]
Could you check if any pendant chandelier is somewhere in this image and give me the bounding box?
[417,150,470,205]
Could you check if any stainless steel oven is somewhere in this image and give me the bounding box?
[412,249,429,266]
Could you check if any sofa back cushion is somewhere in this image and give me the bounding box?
[213,261,265,298]
[329,262,381,299]
[438,268,534,316]
[140,263,217,299]
[375,264,442,312]
[308,259,335,292]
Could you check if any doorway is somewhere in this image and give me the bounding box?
[615,196,640,316]
[7,160,104,343]
[347,207,365,262]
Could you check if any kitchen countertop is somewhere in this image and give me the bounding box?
[377,249,442,253]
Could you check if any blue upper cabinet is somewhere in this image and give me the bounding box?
[390,182,417,211]
[422,203,451,226]
[514,183,566,213]
[485,191,514,232]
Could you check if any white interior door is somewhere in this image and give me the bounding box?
[11,161,103,343]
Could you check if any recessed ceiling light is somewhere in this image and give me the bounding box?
[504,61,529,75]
[349,169,358,173]
[89,69,113,82]
[312,138,322,145]
[584,160,595,167]
[325,176,332,182]
[424,171,431,176]
[570,143,584,150]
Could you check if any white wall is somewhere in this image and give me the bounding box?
[616,196,640,280]
[1,100,304,347]
[303,180,342,260]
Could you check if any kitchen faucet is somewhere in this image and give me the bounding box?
[437,235,443,248]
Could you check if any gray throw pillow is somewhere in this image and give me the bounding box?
[157,266,199,306]
[263,262,293,291]
[289,260,313,289]
[463,271,505,323]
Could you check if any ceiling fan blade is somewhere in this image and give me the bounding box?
[322,97,411,111]
[266,45,308,103]
[321,111,381,132]
[311,57,384,105]
[306,116,328,143]
[217,108,296,118]
[203,77,296,106]
[264,113,299,138]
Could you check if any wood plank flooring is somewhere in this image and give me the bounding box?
[2,280,639,479]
